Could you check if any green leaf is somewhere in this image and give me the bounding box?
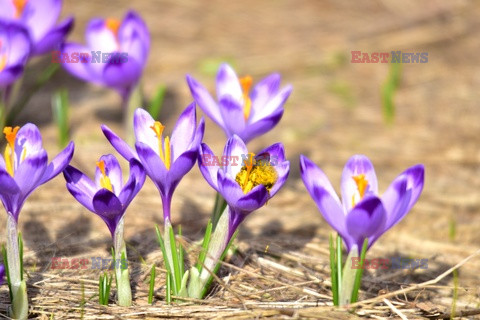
[148,85,166,120]
[350,238,369,303]
[211,193,227,230]
[52,89,70,148]
[197,220,213,272]
[336,235,343,296]
[165,272,172,304]
[2,245,12,301]
[329,234,338,306]
[148,264,156,304]
[168,225,182,293]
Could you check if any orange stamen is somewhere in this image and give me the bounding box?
[3,126,19,176]
[242,152,255,189]
[239,76,253,120]
[13,0,27,18]
[150,121,171,170]
[96,160,113,192]
[0,55,7,72]
[105,18,121,37]
[351,174,369,206]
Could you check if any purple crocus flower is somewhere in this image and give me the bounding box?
[0,124,74,221]
[188,135,290,298]
[101,103,204,221]
[199,135,290,238]
[186,63,292,143]
[0,0,73,55]
[300,154,424,253]
[61,10,149,101]
[63,154,145,236]
[0,20,30,88]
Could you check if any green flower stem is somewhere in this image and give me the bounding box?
[6,215,28,319]
[188,207,229,299]
[211,193,227,231]
[123,84,143,146]
[113,218,131,307]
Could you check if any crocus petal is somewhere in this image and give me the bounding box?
[403,164,425,212]
[170,102,196,161]
[217,170,244,208]
[21,0,62,43]
[219,95,246,137]
[15,123,43,155]
[249,73,281,121]
[5,22,30,65]
[236,185,268,212]
[60,43,99,83]
[256,143,289,197]
[197,143,219,191]
[135,141,168,195]
[14,150,48,198]
[133,108,158,153]
[118,158,145,207]
[33,17,73,55]
[39,141,74,185]
[0,0,15,18]
[346,196,386,250]
[118,10,150,62]
[169,150,197,193]
[0,66,24,87]
[186,75,224,128]
[63,165,97,197]
[101,125,138,161]
[92,189,124,236]
[223,135,248,179]
[241,109,283,143]
[102,57,142,89]
[300,155,347,236]
[0,168,20,194]
[340,155,379,213]
[249,83,292,124]
[95,154,123,195]
[86,18,118,52]
[216,63,243,103]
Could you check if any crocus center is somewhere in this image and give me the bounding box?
[239,76,253,121]
[13,0,27,18]
[235,153,278,194]
[96,160,113,192]
[105,18,121,38]
[3,126,20,176]
[352,174,368,206]
[150,121,171,170]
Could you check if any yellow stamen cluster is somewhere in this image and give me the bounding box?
[3,126,19,176]
[351,174,368,207]
[235,153,278,194]
[150,121,171,170]
[13,0,27,17]
[105,18,121,37]
[96,160,113,192]
[239,76,253,120]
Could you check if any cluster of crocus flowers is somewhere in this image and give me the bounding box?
[64,155,145,306]
[0,124,74,319]
[61,10,150,102]
[0,0,73,55]
[0,20,30,88]
[187,135,290,298]
[300,154,424,305]
[187,63,293,143]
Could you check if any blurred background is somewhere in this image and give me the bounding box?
[4,0,480,314]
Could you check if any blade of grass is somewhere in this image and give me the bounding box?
[336,235,343,297]
[197,221,213,272]
[168,226,181,294]
[329,234,338,306]
[148,265,156,304]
